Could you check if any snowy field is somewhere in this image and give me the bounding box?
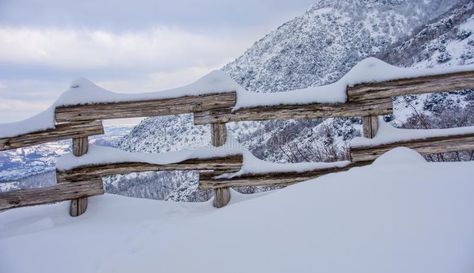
[1,148,474,273]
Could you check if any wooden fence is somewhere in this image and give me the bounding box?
[1,70,474,216]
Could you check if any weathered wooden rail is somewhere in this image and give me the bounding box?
[347,70,474,101]
[0,121,104,151]
[57,155,243,183]
[199,162,367,190]
[55,93,236,123]
[350,133,474,163]
[1,67,474,216]
[193,98,392,124]
[0,180,104,211]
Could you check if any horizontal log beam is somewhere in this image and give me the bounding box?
[57,155,244,182]
[193,98,392,125]
[347,71,474,102]
[55,92,237,123]
[0,121,104,151]
[199,162,367,189]
[0,180,104,211]
[350,133,474,163]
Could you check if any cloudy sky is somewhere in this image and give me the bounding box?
[0,0,315,123]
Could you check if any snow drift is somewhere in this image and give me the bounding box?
[1,148,474,273]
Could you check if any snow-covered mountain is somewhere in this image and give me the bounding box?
[224,0,474,163]
[381,0,474,68]
[119,115,210,153]
[110,0,471,202]
[122,0,460,158]
[386,0,474,128]
[0,126,134,190]
[219,0,467,164]
[223,0,456,92]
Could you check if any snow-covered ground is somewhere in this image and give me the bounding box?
[1,148,474,273]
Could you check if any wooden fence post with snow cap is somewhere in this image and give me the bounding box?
[70,136,90,217]
[211,122,231,208]
[362,116,379,139]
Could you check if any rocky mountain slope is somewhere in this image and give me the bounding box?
[386,0,474,127]
[221,0,462,163]
[112,0,473,202]
[223,0,456,92]
[381,0,474,68]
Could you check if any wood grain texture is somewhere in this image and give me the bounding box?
[362,116,379,139]
[193,98,392,125]
[213,188,231,208]
[199,162,368,190]
[0,180,104,211]
[55,92,237,123]
[350,133,474,163]
[211,123,227,147]
[57,155,244,182]
[70,136,90,217]
[0,121,103,151]
[210,122,230,207]
[72,137,89,156]
[347,71,474,102]
[70,198,88,217]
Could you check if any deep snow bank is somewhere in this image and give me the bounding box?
[1,148,474,273]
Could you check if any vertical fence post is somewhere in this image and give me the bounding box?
[362,116,379,139]
[211,122,231,208]
[70,136,89,217]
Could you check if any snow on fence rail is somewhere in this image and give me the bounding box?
[193,98,392,124]
[347,70,474,102]
[349,119,474,163]
[0,121,104,151]
[199,162,361,190]
[55,92,236,123]
[0,180,104,211]
[1,58,474,216]
[1,58,473,139]
[56,145,244,183]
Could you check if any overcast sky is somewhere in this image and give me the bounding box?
[0,0,315,123]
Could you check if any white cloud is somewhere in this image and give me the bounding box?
[0,0,315,123]
[97,66,220,92]
[0,26,255,122]
[0,99,48,111]
[0,26,249,71]
[0,99,50,123]
[0,64,229,123]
